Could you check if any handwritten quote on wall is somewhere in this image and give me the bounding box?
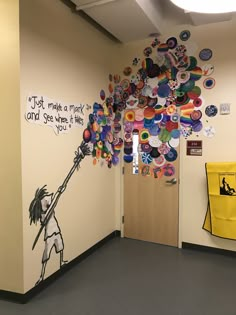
[25,95,89,135]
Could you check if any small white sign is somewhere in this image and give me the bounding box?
[220,103,230,115]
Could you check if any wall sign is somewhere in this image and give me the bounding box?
[25,94,88,135]
[186,140,202,156]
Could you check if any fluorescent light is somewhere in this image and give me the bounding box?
[170,0,236,13]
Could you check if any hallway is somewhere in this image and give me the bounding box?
[0,237,235,315]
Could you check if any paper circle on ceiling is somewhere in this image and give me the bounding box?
[168,79,180,90]
[126,98,138,109]
[138,95,148,108]
[132,57,140,66]
[141,152,153,164]
[158,143,171,155]
[114,122,121,134]
[181,80,195,93]
[141,143,152,153]
[155,53,165,66]
[171,113,179,123]
[142,85,153,97]
[158,97,167,106]
[204,126,216,138]
[149,135,162,147]
[202,64,214,76]
[124,155,133,163]
[157,43,169,54]
[166,120,178,132]
[193,97,202,108]
[163,163,175,177]
[147,97,157,107]
[140,129,150,143]
[187,86,201,99]
[168,137,180,148]
[190,110,202,121]
[157,84,171,98]
[83,128,91,143]
[205,105,218,117]
[124,140,133,149]
[113,74,121,84]
[120,79,130,91]
[203,77,215,89]
[141,165,152,176]
[190,66,202,81]
[124,110,135,122]
[124,132,132,142]
[144,107,155,119]
[166,104,177,116]
[153,166,164,179]
[124,122,133,133]
[124,147,133,155]
[176,71,190,84]
[108,83,113,94]
[123,66,132,76]
[143,46,152,57]
[166,37,178,49]
[186,56,197,71]
[192,120,203,132]
[135,108,144,121]
[100,89,105,101]
[199,48,212,61]
[150,147,160,159]
[179,30,191,41]
[175,93,189,106]
[165,148,178,162]
[142,58,153,71]
[153,155,166,167]
[147,64,161,78]
[171,129,180,139]
[134,120,144,131]
[149,124,160,136]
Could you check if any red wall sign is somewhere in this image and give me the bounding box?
[186,140,202,156]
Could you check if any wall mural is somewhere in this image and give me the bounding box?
[28,30,218,285]
[29,142,91,285]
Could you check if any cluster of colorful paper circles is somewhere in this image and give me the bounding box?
[83,30,216,175]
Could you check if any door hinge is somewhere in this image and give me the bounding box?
[122,166,125,175]
[122,215,124,224]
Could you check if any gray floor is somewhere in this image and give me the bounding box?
[1,238,236,315]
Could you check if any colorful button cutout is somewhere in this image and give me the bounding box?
[179,30,191,41]
[199,48,212,61]
[203,77,215,89]
[205,105,218,117]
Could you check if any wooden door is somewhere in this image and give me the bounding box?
[124,154,179,247]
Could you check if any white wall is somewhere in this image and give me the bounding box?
[20,0,119,292]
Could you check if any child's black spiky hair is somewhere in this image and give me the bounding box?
[29,185,48,225]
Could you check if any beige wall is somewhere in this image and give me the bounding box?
[2,0,236,294]
[0,0,23,293]
[178,19,236,251]
[114,19,236,250]
[20,0,119,292]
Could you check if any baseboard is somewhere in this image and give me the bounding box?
[182,242,236,257]
[0,230,121,304]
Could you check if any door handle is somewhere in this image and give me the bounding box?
[166,178,177,185]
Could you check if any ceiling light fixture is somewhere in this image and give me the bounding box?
[170,0,236,14]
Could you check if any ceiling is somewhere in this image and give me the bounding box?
[69,0,234,42]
